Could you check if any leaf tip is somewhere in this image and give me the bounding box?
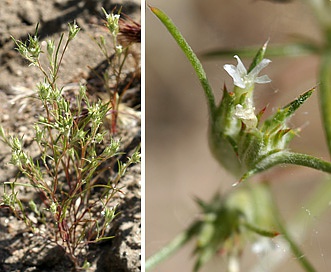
[148,4,158,14]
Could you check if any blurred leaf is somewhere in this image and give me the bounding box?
[319,52,331,156]
[260,0,293,3]
[201,42,319,60]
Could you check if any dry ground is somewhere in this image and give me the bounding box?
[0,0,141,271]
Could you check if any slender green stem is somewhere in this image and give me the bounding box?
[277,152,331,172]
[241,151,331,182]
[146,220,201,271]
[319,50,331,157]
[295,175,331,223]
[53,33,65,84]
[149,6,217,119]
[272,201,316,272]
[277,225,316,272]
[202,42,319,59]
[250,176,331,272]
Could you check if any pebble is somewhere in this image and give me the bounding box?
[2,114,10,121]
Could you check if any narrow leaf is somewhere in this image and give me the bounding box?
[248,40,269,73]
[262,88,314,131]
[240,151,331,182]
[201,42,319,60]
[149,5,216,118]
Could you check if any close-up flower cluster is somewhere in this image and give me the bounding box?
[147,1,331,272]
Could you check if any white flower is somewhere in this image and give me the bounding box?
[116,45,123,54]
[234,103,257,128]
[224,55,271,89]
[102,8,120,36]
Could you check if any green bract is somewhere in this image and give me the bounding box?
[193,182,278,271]
[210,43,315,182]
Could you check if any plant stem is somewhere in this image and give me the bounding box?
[145,220,201,271]
[241,151,331,182]
[149,6,217,119]
[272,202,317,272]
[319,50,331,157]
[250,176,331,272]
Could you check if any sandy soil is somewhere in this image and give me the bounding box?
[0,0,141,271]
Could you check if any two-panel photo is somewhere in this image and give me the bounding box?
[1,0,331,271]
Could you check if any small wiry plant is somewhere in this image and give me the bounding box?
[0,19,140,269]
[91,7,141,133]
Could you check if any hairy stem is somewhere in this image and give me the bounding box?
[145,220,201,271]
[319,50,331,157]
[149,5,216,119]
[272,199,317,272]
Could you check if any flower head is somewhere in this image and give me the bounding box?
[224,55,271,89]
[210,42,317,182]
[102,8,120,37]
[68,21,80,40]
